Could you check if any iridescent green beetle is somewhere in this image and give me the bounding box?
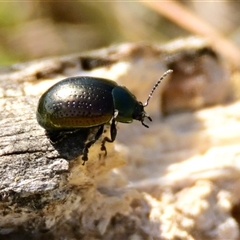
[37,70,172,163]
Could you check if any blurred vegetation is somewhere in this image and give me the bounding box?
[0,1,239,65]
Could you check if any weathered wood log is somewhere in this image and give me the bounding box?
[1,37,239,240]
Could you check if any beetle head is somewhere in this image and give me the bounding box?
[132,102,152,128]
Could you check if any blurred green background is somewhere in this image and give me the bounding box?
[0,1,240,65]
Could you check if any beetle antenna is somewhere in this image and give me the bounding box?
[143,69,173,107]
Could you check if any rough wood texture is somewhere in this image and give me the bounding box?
[1,37,239,240]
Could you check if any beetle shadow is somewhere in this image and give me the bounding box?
[46,127,101,161]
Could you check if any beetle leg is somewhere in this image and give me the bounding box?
[100,119,117,157]
[82,125,104,165]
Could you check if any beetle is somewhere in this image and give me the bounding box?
[36,69,172,164]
